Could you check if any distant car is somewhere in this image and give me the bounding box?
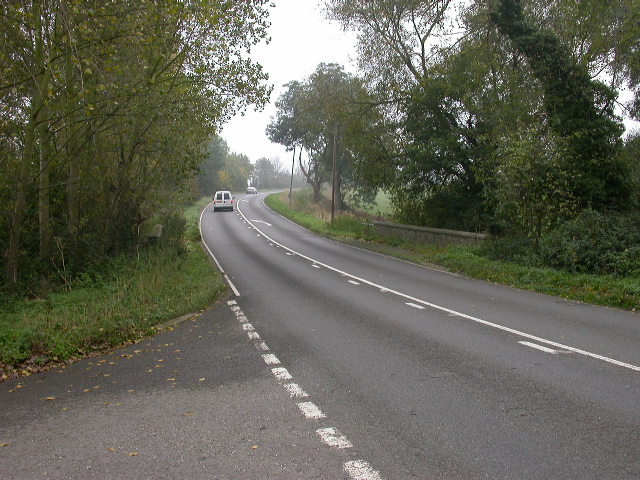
[246,186,257,194]
[213,190,234,211]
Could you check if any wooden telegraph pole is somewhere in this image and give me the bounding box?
[331,126,337,225]
[289,146,296,204]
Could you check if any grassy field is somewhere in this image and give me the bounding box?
[266,190,640,312]
[0,197,225,378]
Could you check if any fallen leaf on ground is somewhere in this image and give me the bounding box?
[198,378,205,381]
[128,451,138,456]
[106,447,115,452]
[42,396,55,401]
[251,445,259,449]
[183,412,194,417]
[0,443,9,447]
[166,378,176,381]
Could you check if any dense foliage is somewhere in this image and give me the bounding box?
[0,1,271,293]
[196,136,254,195]
[266,63,382,206]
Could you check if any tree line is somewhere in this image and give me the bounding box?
[195,136,298,195]
[0,1,271,292]
[269,0,640,244]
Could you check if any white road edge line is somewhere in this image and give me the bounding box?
[247,331,260,341]
[316,427,353,449]
[283,383,309,398]
[237,201,640,373]
[344,460,384,480]
[519,341,560,354]
[198,201,240,297]
[297,402,326,419]
[271,367,292,380]
[262,353,281,365]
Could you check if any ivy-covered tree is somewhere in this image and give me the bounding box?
[490,0,631,211]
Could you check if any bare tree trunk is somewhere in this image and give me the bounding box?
[66,52,79,234]
[38,107,51,260]
[5,117,36,283]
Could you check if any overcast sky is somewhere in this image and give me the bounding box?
[220,0,357,166]
[221,1,638,166]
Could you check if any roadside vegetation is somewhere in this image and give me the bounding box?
[0,198,225,379]
[267,191,640,312]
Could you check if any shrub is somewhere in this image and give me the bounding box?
[479,236,541,266]
[0,329,34,365]
[540,210,640,275]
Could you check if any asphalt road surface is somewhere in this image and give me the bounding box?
[1,192,638,479]
[199,192,640,479]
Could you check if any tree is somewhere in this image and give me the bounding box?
[1,1,272,288]
[491,0,631,211]
[267,63,379,207]
[251,157,289,190]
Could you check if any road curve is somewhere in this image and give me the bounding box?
[200,192,640,479]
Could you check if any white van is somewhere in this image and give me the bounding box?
[213,190,234,212]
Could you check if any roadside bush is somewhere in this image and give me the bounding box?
[330,216,372,239]
[0,329,35,365]
[479,236,541,266]
[540,210,640,275]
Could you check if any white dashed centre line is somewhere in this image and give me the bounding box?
[236,200,640,373]
[316,427,353,449]
[406,302,425,310]
[519,341,561,354]
[312,264,321,269]
[348,280,360,285]
[297,402,326,419]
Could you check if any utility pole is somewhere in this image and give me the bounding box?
[289,146,296,204]
[331,126,337,225]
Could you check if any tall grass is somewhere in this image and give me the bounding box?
[0,197,225,374]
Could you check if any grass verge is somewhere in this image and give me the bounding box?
[0,197,225,379]
[266,191,640,312]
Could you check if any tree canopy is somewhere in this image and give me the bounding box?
[1,0,271,290]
